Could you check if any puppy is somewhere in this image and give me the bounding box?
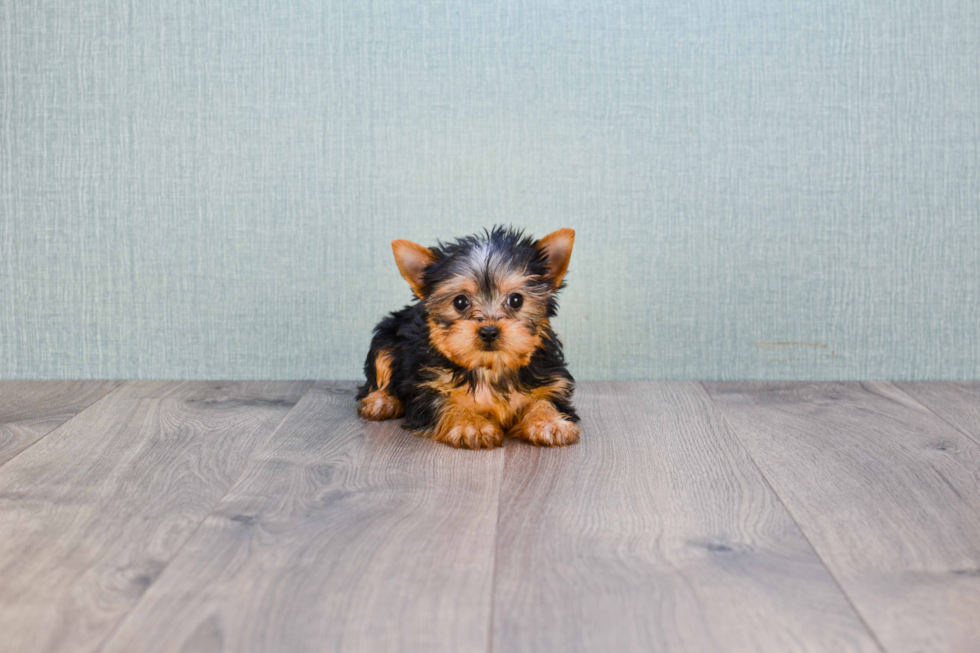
[356,227,579,449]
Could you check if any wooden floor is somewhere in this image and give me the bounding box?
[0,382,978,653]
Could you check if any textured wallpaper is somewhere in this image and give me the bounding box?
[1,0,978,380]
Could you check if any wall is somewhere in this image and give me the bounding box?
[2,0,978,380]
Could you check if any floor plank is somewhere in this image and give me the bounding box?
[0,380,311,653]
[491,382,879,653]
[0,381,122,466]
[100,382,504,653]
[704,382,980,653]
[898,382,980,446]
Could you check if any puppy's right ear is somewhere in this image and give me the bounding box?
[392,240,436,299]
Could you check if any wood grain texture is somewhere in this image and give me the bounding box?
[704,382,980,653]
[0,381,122,466]
[100,382,504,653]
[898,382,980,446]
[492,382,879,653]
[0,380,311,653]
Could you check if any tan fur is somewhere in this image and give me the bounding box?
[427,401,503,449]
[417,368,573,447]
[427,277,480,306]
[358,350,404,420]
[424,267,551,376]
[374,350,395,389]
[494,270,541,297]
[391,240,436,299]
[358,389,405,420]
[535,228,575,287]
[427,317,541,375]
[510,398,580,447]
[380,229,579,449]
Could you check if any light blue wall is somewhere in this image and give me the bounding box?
[2,1,978,380]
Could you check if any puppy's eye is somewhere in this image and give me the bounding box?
[507,293,524,310]
[453,295,471,312]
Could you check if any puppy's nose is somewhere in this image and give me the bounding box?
[478,325,500,343]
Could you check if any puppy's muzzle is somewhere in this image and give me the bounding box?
[478,325,500,343]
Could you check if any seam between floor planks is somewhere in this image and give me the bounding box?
[484,455,505,653]
[6,381,978,653]
[0,384,117,471]
[703,381,980,653]
[0,381,124,470]
[895,382,980,448]
[0,380,314,653]
[98,382,504,653]
[698,381,889,653]
[90,380,321,653]
[490,381,880,653]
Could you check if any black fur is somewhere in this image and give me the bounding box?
[357,227,578,432]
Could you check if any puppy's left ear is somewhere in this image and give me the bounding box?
[535,228,575,288]
[392,239,437,299]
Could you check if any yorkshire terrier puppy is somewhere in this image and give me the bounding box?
[356,227,579,449]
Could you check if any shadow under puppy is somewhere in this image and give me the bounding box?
[357,227,580,449]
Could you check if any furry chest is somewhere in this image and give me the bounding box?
[454,380,529,426]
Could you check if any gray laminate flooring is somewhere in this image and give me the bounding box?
[0,381,977,653]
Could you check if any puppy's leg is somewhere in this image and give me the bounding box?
[358,350,405,420]
[511,399,580,447]
[427,400,503,449]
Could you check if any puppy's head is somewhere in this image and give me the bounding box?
[392,227,574,373]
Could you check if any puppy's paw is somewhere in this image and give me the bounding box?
[516,414,580,447]
[431,416,503,449]
[358,390,405,420]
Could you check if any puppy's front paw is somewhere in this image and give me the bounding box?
[431,416,503,449]
[517,414,580,447]
[358,390,405,420]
